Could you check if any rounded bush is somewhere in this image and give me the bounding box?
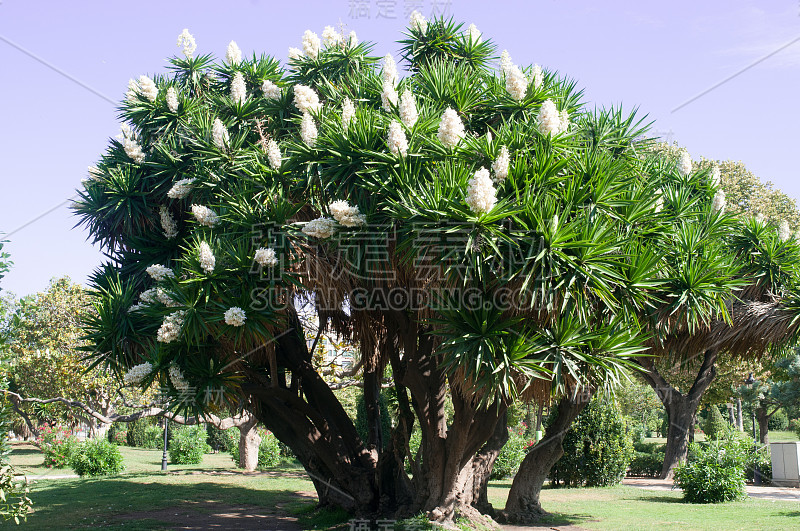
[490,425,530,479]
[127,418,164,449]
[70,439,125,477]
[674,435,747,503]
[169,425,211,464]
[627,441,665,477]
[768,409,788,431]
[702,406,730,441]
[107,424,128,446]
[37,426,79,468]
[549,398,634,487]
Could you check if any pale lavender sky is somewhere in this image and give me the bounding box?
[1,0,799,296]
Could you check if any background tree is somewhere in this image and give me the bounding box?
[737,352,800,444]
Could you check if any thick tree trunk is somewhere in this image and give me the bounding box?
[756,407,770,445]
[469,410,509,516]
[501,395,590,524]
[637,350,718,479]
[238,414,262,471]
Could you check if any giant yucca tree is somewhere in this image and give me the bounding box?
[74,15,692,525]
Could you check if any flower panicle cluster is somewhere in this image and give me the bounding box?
[198,241,215,273]
[322,26,342,48]
[168,365,190,391]
[177,29,197,59]
[330,200,367,227]
[159,206,179,239]
[123,362,153,386]
[157,310,186,343]
[712,190,726,213]
[226,40,242,65]
[466,167,497,214]
[779,220,791,241]
[231,72,247,105]
[191,204,220,227]
[302,30,321,59]
[678,150,693,176]
[399,90,418,128]
[137,75,159,102]
[409,10,427,33]
[262,79,281,100]
[146,264,174,281]
[437,107,465,147]
[492,146,510,181]
[212,118,230,148]
[382,53,398,86]
[167,178,195,199]
[302,216,337,238]
[342,97,355,132]
[537,99,569,135]
[467,23,482,43]
[224,307,247,327]
[301,112,318,147]
[387,120,408,156]
[166,87,179,113]
[294,84,322,113]
[254,247,279,267]
[266,139,282,170]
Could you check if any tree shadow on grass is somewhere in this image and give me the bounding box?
[778,511,800,517]
[634,495,686,504]
[23,476,324,531]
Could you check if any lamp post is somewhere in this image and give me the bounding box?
[161,417,169,472]
[744,373,761,486]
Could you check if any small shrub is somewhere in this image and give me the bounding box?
[549,397,634,487]
[674,433,748,503]
[206,424,230,452]
[490,425,530,479]
[702,406,730,441]
[627,441,665,477]
[768,409,789,431]
[788,418,800,434]
[169,425,210,465]
[69,439,124,477]
[37,425,79,468]
[107,424,127,446]
[127,418,164,448]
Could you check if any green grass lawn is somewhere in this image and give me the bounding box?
[9,442,800,530]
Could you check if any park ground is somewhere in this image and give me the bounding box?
[8,440,800,531]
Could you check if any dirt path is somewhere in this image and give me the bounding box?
[623,477,800,501]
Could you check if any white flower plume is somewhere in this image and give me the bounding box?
[191,204,220,227]
[466,167,497,214]
[399,90,418,128]
[254,247,279,267]
[711,190,726,213]
[198,241,215,273]
[266,140,282,170]
[177,29,197,58]
[467,23,482,43]
[382,53,398,86]
[300,112,318,147]
[226,40,242,65]
[492,146,510,181]
[119,126,146,164]
[167,178,195,199]
[678,150,692,176]
[137,75,159,102]
[779,220,791,241]
[159,206,179,239]
[500,50,513,76]
[537,100,565,135]
[381,81,398,111]
[166,87,179,113]
[231,72,247,105]
[157,311,186,343]
[387,120,408,156]
[409,10,428,32]
[288,47,303,61]
[294,84,322,113]
[302,216,337,238]
[348,31,358,47]
[169,365,190,391]
[437,107,465,147]
[146,264,175,281]
[329,200,367,227]
[711,165,721,187]
[224,307,247,327]
[262,79,281,100]
[123,362,153,386]
[505,64,528,102]
[302,30,321,59]
[322,26,342,48]
[212,118,229,148]
[342,97,356,132]
[532,64,543,90]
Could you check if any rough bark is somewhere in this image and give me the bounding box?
[238,414,262,471]
[469,410,509,516]
[501,395,590,524]
[637,350,718,479]
[736,398,744,431]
